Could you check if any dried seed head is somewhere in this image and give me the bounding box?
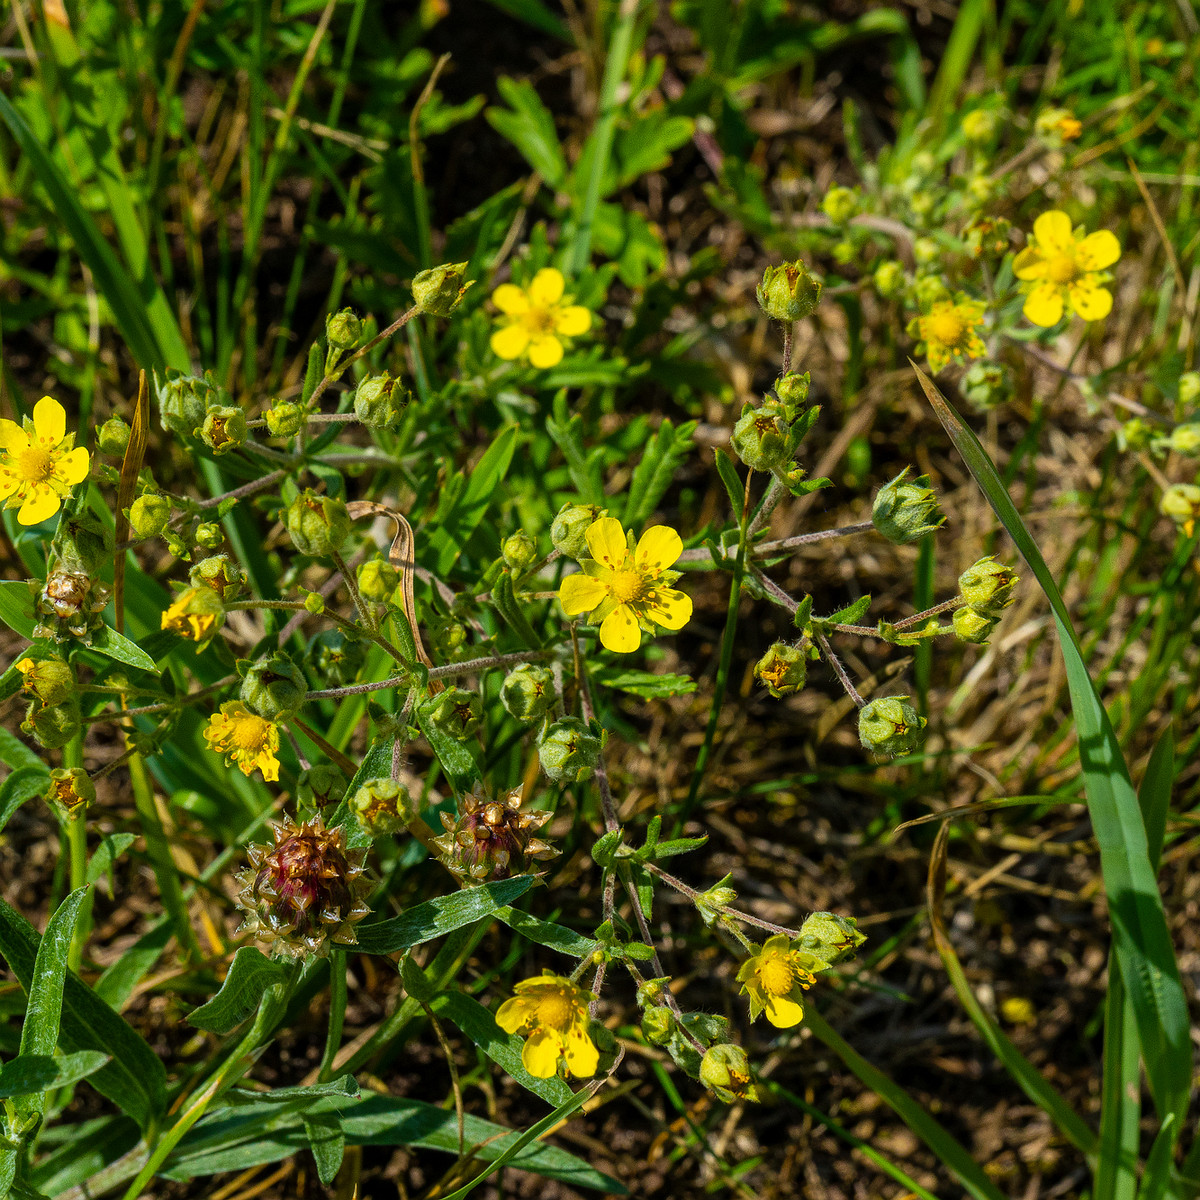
[33,569,109,642]
[433,785,556,884]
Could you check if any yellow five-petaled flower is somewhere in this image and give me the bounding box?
[203,701,280,782]
[913,298,987,374]
[558,517,692,653]
[496,973,599,1079]
[0,396,90,526]
[489,268,591,369]
[736,934,824,1028]
[1013,210,1121,327]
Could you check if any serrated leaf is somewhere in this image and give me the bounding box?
[0,1050,111,1098]
[188,948,289,1034]
[546,393,605,504]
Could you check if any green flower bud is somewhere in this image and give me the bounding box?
[156,368,224,436]
[732,400,791,472]
[55,511,111,575]
[195,522,224,550]
[958,556,1018,617]
[304,591,325,615]
[297,763,349,811]
[858,695,926,757]
[426,687,483,740]
[196,405,247,455]
[756,260,822,322]
[353,373,409,429]
[1117,418,1153,452]
[130,492,171,538]
[1167,424,1200,455]
[305,629,368,687]
[502,531,538,572]
[266,400,305,439]
[962,109,998,143]
[411,262,473,317]
[754,641,807,698]
[820,185,857,224]
[23,697,82,749]
[831,239,855,265]
[913,236,939,266]
[953,606,997,644]
[350,777,417,837]
[796,911,867,966]
[700,1044,759,1104]
[1180,372,1200,407]
[357,558,399,603]
[1160,483,1200,526]
[774,371,810,413]
[240,651,308,721]
[97,416,131,456]
[912,274,949,309]
[872,468,945,545]
[499,663,556,722]
[641,1005,673,1045]
[960,361,1012,412]
[189,554,246,602]
[326,308,363,351]
[873,260,906,298]
[16,655,74,707]
[694,874,738,927]
[286,490,351,557]
[46,767,95,818]
[538,716,603,783]
[550,502,606,560]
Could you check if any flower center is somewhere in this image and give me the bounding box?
[926,310,966,346]
[609,567,645,605]
[758,955,795,997]
[523,306,559,336]
[231,714,271,750]
[1044,253,1078,284]
[538,990,576,1030]
[15,445,55,483]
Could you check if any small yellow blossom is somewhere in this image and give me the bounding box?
[558,517,692,653]
[203,701,280,782]
[1013,211,1121,327]
[1034,108,1082,142]
[736,934,823,1028]
[495,973,598,1079]
[161,587,224,643]
[489,268,591,369]
[0,396,90,525]
[912,298,987,374]
[1001,996,1036,1025]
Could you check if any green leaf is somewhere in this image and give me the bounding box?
[713,448,744,513]
[0,727,50,775]
[304,1114,345,1186]
[356,877,535,956]
[21,889,88,1062]
[592,667,697,700]
[1138,1115,1177,1200]
[415,700,481,794]
[546,391,605,504]
[485,78,567,188]
[493,906,596,957]
[820,594,872,627]
[0,579,36,639]
[0,766,50,837]
[89,626,158,673]
[86,832,138,887]
[1138,725,1174,874]
[188,948,289,1034]
[0,1050,111,1098]
[225,1076,359,1107]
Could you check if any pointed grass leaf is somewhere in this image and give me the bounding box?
[188,947,290,1034]
[1138,726,1174,874]
[225,1075,359,1107]
[0,1050,111,1099]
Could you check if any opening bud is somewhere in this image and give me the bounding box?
[16,654,74,707]
[774,371,811,413]
[350,777,417,837]
[641,1005,674,1045]
[412,262,473,317]
[550,502,606,560]
[858,695,926,757]
[754,641,808,698]
[326,308,363,351]
[97,415,131,456]
[732,401,791,472]
[872,467,945,545]
[189,554,246,602]
[694,874,738,927]
[699,1044,759,1104]
[499,663,557,722]
[1160,484,1200,529]
[502,531,538,572]
[286,489,351,557]
[266,400,305,439]
[240,650,308,721]
[426,686,483,740]
[161,586,225,644]
[538,716,603,783]
[353,373,409,429]
[958,556,1018,617]
[196,405,247,455]
[129,492,171,539]
[796,911,867,966]
[46,767,95,818]
[756,260,822,322]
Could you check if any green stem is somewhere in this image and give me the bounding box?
[63,735,90,972]
[318,949,347,1083]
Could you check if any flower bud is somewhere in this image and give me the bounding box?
[962,109,997,143]
[195,522,224,550]
[873,260,906,298]
[350,777,417,837]
[550,502,605,560]
[16,655,74,707]
[286,490,351,557]
[641,1005,673,1045]
[732,401,791,472]
[305,628,368,687]
[773,371,810,413]
[1167,424,1200,455]
[304,591,325,615]
[796,911,866,966]
[913,274,949,309]
[130,492,171,538]
[412,262,473,317]
[700,1044,759,1103]
[958,556,1018,617]
[858,695,926,757]
[296,763,349,811]
[33,570,109,642]
[538,716,603,783]
[161,586,225,643]
[960,360,1011,412]
[756,260,822,322]
[46,767,95,818]
[357,558,399,603]
[502,531,538,572]
[754,641,807,698]
[23,697,82,749]
[189,554,246,602]
[97,416,130,456]
[196,405,247,455]
[433,784,555,882]
[426,686,483,740]
[820,185,857,224]
[952,606,997,644]
[54,511,110,576]
[913,236,939,266]
[1180,372,1200,407]
[1035,107,1082,142]
[1160,483,1200,527]
[499,663,556,722]
[266,400,305,439]
[872,468,945,545]
[694,875,738,927]
[353,373,409,429]
[240,651,308,721]
[326,308,363,351]
[156,368,223,436]
[1117,418,1153,452]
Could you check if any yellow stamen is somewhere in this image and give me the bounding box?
[15,446,56,483]
[758,956,794,997]
[609,567,645,604]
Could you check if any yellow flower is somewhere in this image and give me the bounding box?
[0,396,91,525]
[558,517,692,653]
[495,973,598,1079]
[735,934,823,1029]
[1034,108,1082,142]
[1013,211,1121,327]
[913,298,987,374]
[161,587,224,643]
[203,701,280,782]
[489,268,591,369]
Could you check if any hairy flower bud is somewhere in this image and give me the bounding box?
[350,777,417,837]
[130,492,171,538]
[953,606,997,644]
[196,405,247,455]
[773,371,811,413]
[304,629,368,688]
[732,401,791,472]
[426,687,483,740]
[538,716,603,783]
[195,522,224,550]
[872,468,945,545]
[326,308,363,351]
[820,185,857,224]
[240,651,308,720]
[756,260,822,322]
[23,697,82,749]
[550,502,606,560]
[858,695,926,757]
[1167,424,1200,455]
[754,641,807,698]
[433,785,555,882]
[353,373,409,429]
[161,586,225,644]
[873,260,906,298]
[286,490,351,557]
[960,361,1012,412]
[1180,372,1200,407]
[297,763,349,812]
[958,556,1018,617]
[695,875,738,927]
[189,554,246,602]
[641,1005,673,1045]
[913,236,939,266]
[502,531,538,572]
[266,400,305,439]
[796,911,867,966]
[412,262,473,317]
[33,570,109,642]
[700,1044,759,1103]
[357,558,399,603]
[499,663,556,722]
[156,368,224,436]
[16,655,74,707]
[97,415,131,456]
[1160,483,1200,527]
[235,816,371,959]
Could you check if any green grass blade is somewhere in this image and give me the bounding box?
[1096,955,1141,1200]
[924,0,990,133]
[912,364,1191,1125]
[1138,726,1174,874]
[1139,1115,1178,1200]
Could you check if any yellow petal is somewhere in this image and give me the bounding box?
[0,419,29,453]
[926,344,949,373]
[522,1029,562,1078]
[585,517,629,568]
[555,305,591,337]
[1022,282,1063,327]
[563,1024,599,1078]
[0,471,19,499]
[527,336,564,369]
[257,751,280,783]
[1011,247,1047,281]
[491,283,530,315]
[32,396,67,445]
[599,604,640,652]
[490,323,530,360]
[17,485,60,526]
[762,992,805,1028]
[1032,210,1073,254]
[1076,230,1120,271]
[496,995,534,1034]
[1069,281,1113,321]
[527,267,565,307]
[643,587,692,631]
[634,525,682,573]
[559,572,609,616]
[57,446,90,486]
